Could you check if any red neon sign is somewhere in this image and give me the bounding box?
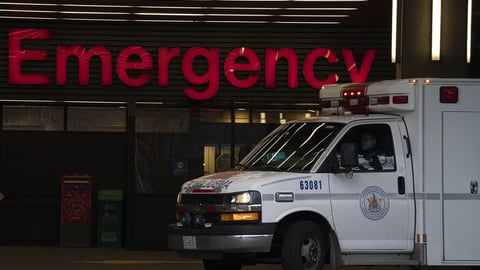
[9,28,50,84]
[8,28,377,101]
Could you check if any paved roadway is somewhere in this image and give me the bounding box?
[0,246,410,270]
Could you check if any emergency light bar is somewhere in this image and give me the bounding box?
[320,80,416,115]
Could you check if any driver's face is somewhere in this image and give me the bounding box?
[361,134,376,151]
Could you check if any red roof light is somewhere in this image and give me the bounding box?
[440,86,458,103]
[392,95,409,104]
[341,84,368,113]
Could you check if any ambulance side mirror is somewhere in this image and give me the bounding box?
[339,143,359,175]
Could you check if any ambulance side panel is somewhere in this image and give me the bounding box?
[442,111,480,262]
[423,80,480,265]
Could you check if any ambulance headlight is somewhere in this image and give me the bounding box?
[229,191,261,204]
[222,191,262,223]
[231,192,250,204]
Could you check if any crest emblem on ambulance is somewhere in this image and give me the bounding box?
[359,186,390,221]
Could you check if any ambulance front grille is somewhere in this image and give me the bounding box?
[180,194,225,205]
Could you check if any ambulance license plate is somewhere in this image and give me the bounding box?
[182,236,197,250]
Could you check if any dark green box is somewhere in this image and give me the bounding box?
[97,202,122,226]
[97,226,121,248]
[98,190,123,202]
[97,190,123,247]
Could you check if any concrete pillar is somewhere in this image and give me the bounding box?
[397,0,468,78]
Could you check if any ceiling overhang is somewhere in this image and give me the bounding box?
[0,0,389,26]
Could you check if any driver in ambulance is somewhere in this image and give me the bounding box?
[358,132,384,171]
[336,128,396,172]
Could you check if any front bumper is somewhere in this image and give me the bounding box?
[167,223,275,253]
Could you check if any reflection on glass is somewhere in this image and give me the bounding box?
[68,107,126,132]
[238,122,343,172]
[3,106,64,131]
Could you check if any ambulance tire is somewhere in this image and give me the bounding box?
[202,259,242,270]
[281,221,326,270]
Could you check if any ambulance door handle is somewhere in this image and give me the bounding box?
[470,180,478,194]
[398,176,405,195]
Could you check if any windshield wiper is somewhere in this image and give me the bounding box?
[234,163,249,170]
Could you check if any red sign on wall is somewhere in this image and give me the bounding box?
[8,28,377,101]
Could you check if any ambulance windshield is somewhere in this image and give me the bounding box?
[238,122,344,172]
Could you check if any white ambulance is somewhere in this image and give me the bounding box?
[168,78,480,270]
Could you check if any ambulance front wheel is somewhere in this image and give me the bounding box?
[281,221,326,270]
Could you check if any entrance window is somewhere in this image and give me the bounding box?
[203,144,236,175]
[136,109,189,133]
[234,109,249,123]
[135,108,192,194]
[2,105,64,131]
[134,105,321,192]
[203,145,216,175]
[197,108,231,123]
[68,107,126,132]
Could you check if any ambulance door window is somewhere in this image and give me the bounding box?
[337,124,396,172]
